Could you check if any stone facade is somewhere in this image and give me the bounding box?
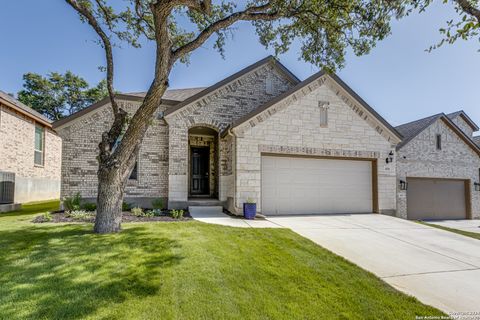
[232,76,399,214]
[450,115,475,137]
[0,104,62,203]
[396,118,480,219]
[164,61,295,208]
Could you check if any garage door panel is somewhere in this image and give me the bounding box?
[261,156,373,215]
[407,178,466,220]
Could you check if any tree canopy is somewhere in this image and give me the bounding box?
[17,71,107,121]
[62,0,479,233]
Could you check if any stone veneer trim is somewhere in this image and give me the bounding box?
[226,72,403,145]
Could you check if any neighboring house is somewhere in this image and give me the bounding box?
[0,91,62,208]
[53,56,480,219]
[396,111,480,220]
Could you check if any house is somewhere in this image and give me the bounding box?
[0,91,62,211]
[53,56,480,219]
[395,111,480,220]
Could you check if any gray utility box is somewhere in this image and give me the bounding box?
[0,171,15,204]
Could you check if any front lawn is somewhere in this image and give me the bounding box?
[0,201,443,319]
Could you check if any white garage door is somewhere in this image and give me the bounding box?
[261,156,373,215]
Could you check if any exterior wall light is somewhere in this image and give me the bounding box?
[386,151,394,164]
[400,180,408,191]
[475,182,480,192]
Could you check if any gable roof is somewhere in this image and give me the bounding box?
[222,71,403,142]
[447,110,479,131]
[0,91,52,127]
[53,56,299,129]
[396,113,480,156]
[163,55,301,118]
[52,88,203,129]
[395,113,443,150]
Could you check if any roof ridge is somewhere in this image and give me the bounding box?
[395,113,443,130]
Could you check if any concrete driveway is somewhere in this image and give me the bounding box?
[268,214,480,313]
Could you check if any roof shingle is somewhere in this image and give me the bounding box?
[0,91,52,124]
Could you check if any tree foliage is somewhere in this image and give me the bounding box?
[17,71,107,121]
[63,0,415,233]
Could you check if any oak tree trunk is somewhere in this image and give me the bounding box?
[94,166,124,233]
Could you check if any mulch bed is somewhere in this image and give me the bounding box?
[33,210,191,224]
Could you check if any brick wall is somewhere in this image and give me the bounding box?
[56,100,169,203]
[396,118,480,219]
[0,105,62,202]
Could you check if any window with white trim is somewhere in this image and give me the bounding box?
[34,125,44,166]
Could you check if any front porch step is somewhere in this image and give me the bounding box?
[187,199,224,207]
[189,206,223,216]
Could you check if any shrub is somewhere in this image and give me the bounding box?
[170,209,184,219]
[143,211,155,218]
[66,210,94,221]
[152,209,164,216]
[43,212,53,221]
[33,212,53,223]
[131,207,144,217]
[151,198,164,210]
[122,202,132,211]
[82,202,97,212]
[64,192,82,212]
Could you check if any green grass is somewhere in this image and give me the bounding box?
[0,201,443,319]
[420,221,480,240]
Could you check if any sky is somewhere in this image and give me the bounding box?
[0,1,479,128]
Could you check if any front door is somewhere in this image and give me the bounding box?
[190,147,210,196]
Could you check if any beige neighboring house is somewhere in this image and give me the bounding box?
[0,91,62,211]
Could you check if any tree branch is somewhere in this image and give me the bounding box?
[65,0,119,116]
[172,3,279,61]
[456,0,480,23]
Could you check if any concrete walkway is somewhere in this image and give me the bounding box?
[428,219,480,234]
[189,208,281,228]
[190,210,480,313]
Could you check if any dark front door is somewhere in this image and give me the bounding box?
[191,147,209,195]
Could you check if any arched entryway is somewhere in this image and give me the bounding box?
[188,126,219,199]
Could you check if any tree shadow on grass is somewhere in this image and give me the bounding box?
[0,224,183,319]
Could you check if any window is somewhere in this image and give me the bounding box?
[34,126,44,166]
[319,101,329,127]
[436,134,442,150]
[129,161,138,180]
